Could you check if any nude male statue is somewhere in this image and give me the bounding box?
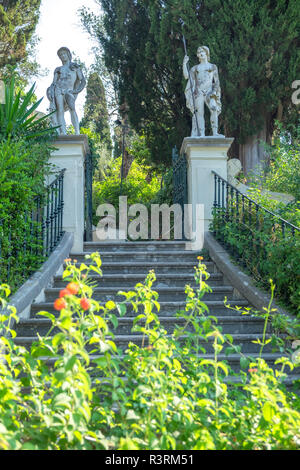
[47,47,86,135]
[183,46,223,137]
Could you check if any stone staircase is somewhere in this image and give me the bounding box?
[14,240,300,382]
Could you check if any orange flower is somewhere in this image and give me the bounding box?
[54,298,67,311]
[197,256,203,260]
[80,298,91,311]
[66,282,79,295]
[64,258,72,263]
[59,288,71,298]
[248,368,258,374]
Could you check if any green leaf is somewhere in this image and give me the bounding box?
[117,303,127,317]
[65,355,77,371]
[262,402,275,422]
[216,362,229,375]
[21,443,39,450]
[240,357,250,370]
[173,358,181,370]
[106,300,116,310]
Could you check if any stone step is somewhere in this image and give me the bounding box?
[70,251,203,264]
[44,285,236,303]
[53,272,224,288]
[14,333,276,354]
[31,353,300,377]
[17,315,268,337]
[63,261,216,275]
[30,300,250,318]
[83,241,188,253]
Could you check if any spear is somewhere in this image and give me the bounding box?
[179,18,200,136]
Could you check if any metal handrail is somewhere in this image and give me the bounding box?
[0,168,66,288]
[211,170,300,309]
[212,171,300,233]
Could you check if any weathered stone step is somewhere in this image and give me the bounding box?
[53,272,224,288]
[44,285,236,302]
[33,353,300,377]
[30,300,250,317]
[14,333,276,354]
[84,241,188,253]
[70,251,202,263]
[17,315,267,337]
[63,261,216,275]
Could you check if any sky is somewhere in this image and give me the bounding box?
[31,0,100,121]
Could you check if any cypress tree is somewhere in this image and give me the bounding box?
[81,71,112,150]
[0,0,42,70]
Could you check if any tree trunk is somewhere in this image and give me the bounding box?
[122,150,134,179]
[238,116,272,177]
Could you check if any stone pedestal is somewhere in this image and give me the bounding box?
[181,136,234,232]
[49,135,90,253]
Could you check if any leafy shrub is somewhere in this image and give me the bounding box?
[262,126,300,202]
[212,194,300,315]
[0,255,299,450]
[0,75,55,141]
[245,187,300,233]
[247,123,300,203]
[0,77,57,289]
[80,126,114,180]
[212,123,300,315]
[93,157,161,225]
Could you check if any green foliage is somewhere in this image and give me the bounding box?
[80,72,112,151]
[0,76,56,141]
[128,133,173,205]
[0,136,54,290]
[248,123,300,204]
[0,77,57,290]
[80,127,114,181]
[0,256,299,450]
[212,124,300,314]
[93,157,161,224]
[81,0,300,165]
[212,196,300,315]
[0,0,41,70]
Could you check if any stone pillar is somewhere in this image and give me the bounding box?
[49,135,90,253]
[180,136,234,232]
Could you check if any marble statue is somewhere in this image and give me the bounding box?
[183,46,223,137]
[47,47,86,135]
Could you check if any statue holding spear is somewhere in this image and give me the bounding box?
[180,21,223,137]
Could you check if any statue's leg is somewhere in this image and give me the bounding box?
[55,93,67,135]
[196,95,205,136]
[70,110,80,134]
[66,93,80,134]
[211,109,218,135]
[49,104,58,127]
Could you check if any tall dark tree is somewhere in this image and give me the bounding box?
[81,71,112,150]
[81,0,300,172]
[0,0,41,70]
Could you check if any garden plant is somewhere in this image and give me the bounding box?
[0,254,299,450]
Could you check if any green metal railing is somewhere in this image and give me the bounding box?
[84,153,93,242]
[211,170,300,276]
[0,169,66,289]
[172,146,188,240]
[172,146,187,209]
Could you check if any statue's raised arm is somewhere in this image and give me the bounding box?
[183,46,223,137]
[47,47,86,135]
